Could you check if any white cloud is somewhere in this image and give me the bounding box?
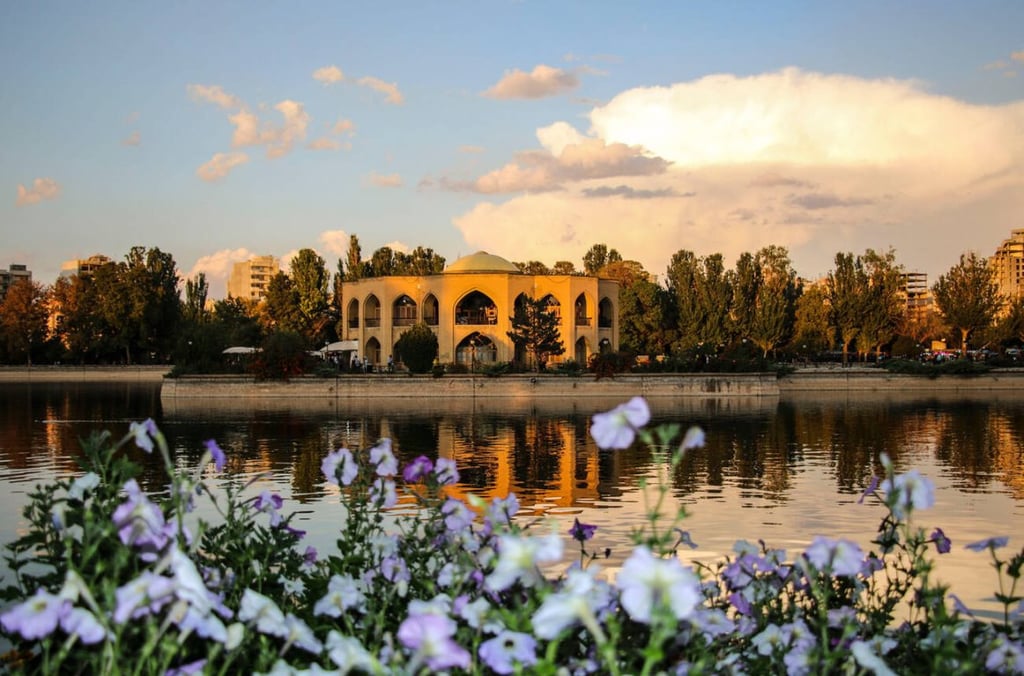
[459,144,485,154]
[1012,50,1024,63]
[368,172,403,188]
[187,84,243,110]
[313,65,344,84]
[332,118,355,135]
[15,177,61,207]
[122,130,141,146]
[187,247,255,299]
[307,137,343,151]
[357,76,404,104]
[454,68,1024,283]
[383,240,411,254]
[318,230,350,256]
[483,64,580,99]
[196,152,249,182]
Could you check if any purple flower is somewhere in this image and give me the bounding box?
[569,518,597,542]
[370,478,398,509]
[479,631,538,674]
[253,491,284,527]
[322,447,358,486]
[858,475,880,504]
[112,480,169,556]
[166,660,207,676]
[0,589,65,640]
[966,536,1009,552]
[443,498,475,532]
[931,528,951,554]
[590,397,650,450]
[204,439,226,472]
[129,419,159,453]
[113,571,176,624]
[397,613,471,671]
[403,455,434,483]
[681,426,705,450]
[303,546,318,567]
[434,457,460,486]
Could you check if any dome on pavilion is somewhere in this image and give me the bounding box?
[444,251,521,274]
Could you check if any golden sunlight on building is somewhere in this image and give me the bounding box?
[228,255,280,302]
[340,251,619,368]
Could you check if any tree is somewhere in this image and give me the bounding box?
[583,244,622,275]
[394,322,438,373]
[552,260,576,275]
[368,247,398,277]
[857,249,904,360]
[933,252,1003,355]
[790,284,833,354]
[619,279,675,355]
[995,295,1024,346]
[183,273,209,325]
[345,235,365,281]
[827,252,868,365]
[516,261,550,275]
[403,246,446,275]
[746,246,799,358]
[290,248,330,341]
[507,295,565,370]
[597,260,649,288]
[0,279,48,364]
[262,272,302,334]
[213,297,264,347]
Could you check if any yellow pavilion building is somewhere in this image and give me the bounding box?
[339,251,619,369]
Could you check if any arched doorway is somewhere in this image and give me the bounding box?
[574,293,589,326]
[423,293,439,326]
[575,337,589,364]
[346,298,359,329]
[599,338,612,353]
[365,295,381,328]
[540,294,561,320]
[365,337,381,370]
[598,297,614,329]
[456,332,497,370]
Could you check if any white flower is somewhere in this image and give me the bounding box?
[326,630,376,672]
[314,574,367,617]
[531,566,611,639]
[881,469,935,519]
[239,588,287,637]
[590,397,650,449]
[486,532,563,592]
[68,472,100,500]
[804,536,864,577]
[617,546,700,624]
[851,639,898,676]
[369,438,398,477]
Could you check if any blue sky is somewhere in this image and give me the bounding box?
[3,1,1023,297]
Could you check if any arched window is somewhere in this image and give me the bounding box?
[365,295,381,328]
[574,293,589,326]
[599,337,612,353]
[541,294,561,320]
[455,291,498,325]
[347,298,359,329]
[598,297,614,329]
[392,295,417,327]
[456,332,497,368]
[423,293,439,326]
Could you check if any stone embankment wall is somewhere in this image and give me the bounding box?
[0,366,168,382]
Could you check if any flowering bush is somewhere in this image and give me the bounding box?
[2,396,1023,674]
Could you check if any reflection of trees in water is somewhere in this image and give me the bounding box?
[511,417,566,494]
[933,402,1024,499]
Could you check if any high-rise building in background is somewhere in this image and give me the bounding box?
[228,255,280,301]
[0,264,32,302]
[900,271,932,322]
[990,229,1024,301]
[60,254,113,280]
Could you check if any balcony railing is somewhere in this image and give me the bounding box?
[598,317,613,329]
[456,309,498,325]
[348,319,359,329]
[575,315,591,326]
[393,317,417,327]
[365,318,381,328]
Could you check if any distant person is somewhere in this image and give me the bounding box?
[387,355,394,373]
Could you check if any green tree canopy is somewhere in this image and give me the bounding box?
[583,243,622,275]
[933,251,1003,355]
[0,279,48,364]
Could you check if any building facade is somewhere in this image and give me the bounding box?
[228,255,280,301]
[339,251,619,368]
[0,264,32,302]
[990,229,1024,301]
[60,254,113,280]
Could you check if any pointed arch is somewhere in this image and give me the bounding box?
[456,331,497,368]
[574,293,590,326]
[393,294,417,326]
[365,337,381,368]
[598,297,614,329]
[575,336,589,363]
[364,294,381,328]
[423,293,439,326]
[540,294,561,320]
[346,298,359,329]
[455,290,498,325]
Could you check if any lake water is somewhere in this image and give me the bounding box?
[2,382,1023,619]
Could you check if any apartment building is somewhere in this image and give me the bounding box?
[0,264,32,302]
[228,255,280,301]
[60,254,113,279]
[990,229,1024,300]
[900,271,932,321]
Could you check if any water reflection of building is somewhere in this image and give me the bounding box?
[339,251,619,369]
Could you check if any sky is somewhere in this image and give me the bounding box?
[3,2,1024,299]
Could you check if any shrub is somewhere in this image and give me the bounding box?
[481,361,512,378]
[394,323,438,374]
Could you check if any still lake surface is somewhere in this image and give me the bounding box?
[2,381,1023,618]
